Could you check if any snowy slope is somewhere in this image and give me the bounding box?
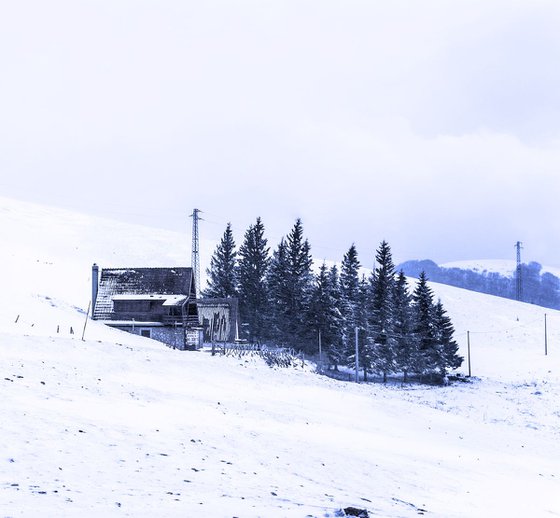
[1,196,560,517]
[0,195,218,312]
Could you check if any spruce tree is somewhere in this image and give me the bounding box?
[339,244,361,365]
[410,271,437,378]
[203,222,237,299]
[356,274,375,381]
[236,217,270,344]
[327,265,345,369]
[433,300,463,381]
[266,219,314,351]
[369,240,397,382]
[393,271,414,382]
[266,238,289,345]
[308,263,344,369]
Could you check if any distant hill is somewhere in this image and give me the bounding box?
[397,258,560,310]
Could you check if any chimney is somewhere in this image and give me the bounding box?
[92,263,99,314]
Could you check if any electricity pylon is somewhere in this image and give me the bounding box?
[190,209,202,297]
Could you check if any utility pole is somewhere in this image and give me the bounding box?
[515,241,523,301]
[545,313,548,356]
[190,209,202,297]
[467,331,472,377]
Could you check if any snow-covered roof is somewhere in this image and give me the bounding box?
[102,320,165,327]
[93,267,195,320]
[111,294,188,306]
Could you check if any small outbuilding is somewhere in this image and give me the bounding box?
[91,264,202,350]
[196,297,240,343]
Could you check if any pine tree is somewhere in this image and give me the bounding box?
[203,222,237,299]
[339,244,361,365]
[308,263,344,369]
[393,270,414,382]
[433,300,463,381]
[266,219,314,351]
[356,275,375,381]
[237,217,270,344]
[327,265,345,369]
[266,238,289,345]
[410,271,437,378]
[369,240,397,382]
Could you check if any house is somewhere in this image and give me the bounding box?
[91,264,203,350]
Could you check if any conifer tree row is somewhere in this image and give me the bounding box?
[203,218,463,383]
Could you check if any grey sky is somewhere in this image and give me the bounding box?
[2,1,560,268]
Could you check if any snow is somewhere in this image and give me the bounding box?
[441,259,519,277]
[111,294,187,306]
[1,195,560,517]
[442,259,560,278]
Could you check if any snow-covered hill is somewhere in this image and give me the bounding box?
[442,258,560,279]
[1,196,560,517]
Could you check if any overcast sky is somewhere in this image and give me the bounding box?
[2,0,560,268]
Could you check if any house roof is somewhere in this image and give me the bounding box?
[93,267,195,320]
[111,294,188,306]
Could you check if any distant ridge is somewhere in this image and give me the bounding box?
[397,258,560,310]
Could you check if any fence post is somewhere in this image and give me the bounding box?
[545,313,548,356]
[81,301,91,341]
[355,327,360,383]
[467,331,472,377]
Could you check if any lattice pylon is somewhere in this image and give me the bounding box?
[190,209,202,297]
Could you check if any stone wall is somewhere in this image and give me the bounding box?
[110,325,186,350]
[151,327,186,350]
